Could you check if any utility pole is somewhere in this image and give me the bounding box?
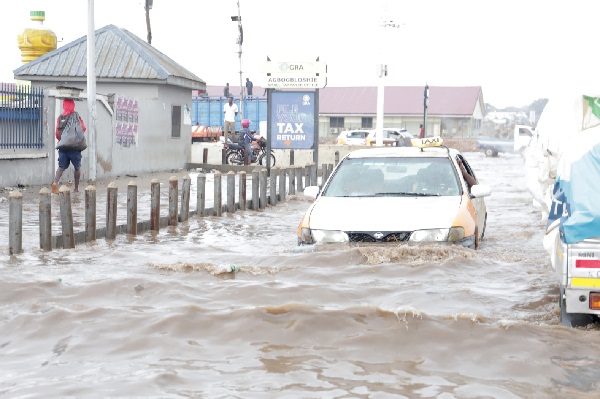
[145,0,153,44]
[87,0,97,181]
[231,1,244,118]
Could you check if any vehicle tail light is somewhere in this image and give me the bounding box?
[590,293,600,310]
[575,259,600,268]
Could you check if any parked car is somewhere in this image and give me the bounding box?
[366,128,414,146]
[335,130,370,145]
[297,137,491,249]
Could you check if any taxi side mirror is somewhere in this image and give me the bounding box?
[303,186,320,199]
[470,184,491,198]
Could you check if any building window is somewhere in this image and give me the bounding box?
[171,105,181,138]
[330,117,344,128]
[361,117,373,128]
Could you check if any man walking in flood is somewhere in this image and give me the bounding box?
[52,98,86,194]
[223,96,238,143]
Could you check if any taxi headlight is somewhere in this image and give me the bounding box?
[311,229,349,244]
[410,227,465,242]
[447,227,465,242]
[300,228,314,245]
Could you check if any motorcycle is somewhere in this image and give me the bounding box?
[224,135,276,167]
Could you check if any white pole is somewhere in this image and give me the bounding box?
[375,67,384,147]
[87,0,97,181]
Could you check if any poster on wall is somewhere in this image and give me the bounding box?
[270,91,315,149]
[115,96,139,147]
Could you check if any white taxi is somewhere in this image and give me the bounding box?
[297,137,491,249]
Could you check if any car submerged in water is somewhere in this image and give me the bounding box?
[297,137,491,249]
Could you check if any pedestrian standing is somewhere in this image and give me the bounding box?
[245,78,253,97]
[419,124,425,139]
[223,83,230,98]
[52,99,87,194]
[223,96,238,143]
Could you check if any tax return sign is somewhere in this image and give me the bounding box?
[269,91,315,149]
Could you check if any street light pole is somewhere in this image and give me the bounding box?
[375,19,400,147]
[423,83,429,137]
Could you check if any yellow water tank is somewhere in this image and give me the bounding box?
[17,11,57,64]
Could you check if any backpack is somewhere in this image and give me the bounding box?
[56,112,87,151]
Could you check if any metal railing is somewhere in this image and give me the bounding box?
[0,82,44,149]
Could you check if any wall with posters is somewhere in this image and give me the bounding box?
[10,81,194,184]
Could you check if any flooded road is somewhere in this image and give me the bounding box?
[2,152,600,398]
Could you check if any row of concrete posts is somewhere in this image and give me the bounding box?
[7,163,336,254]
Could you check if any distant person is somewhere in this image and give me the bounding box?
[419,124,425,139]
[223,96,238,143]
[238,119,256,163]
[223,83,230,98]
[245,78,253,97]
[52,99,87,194]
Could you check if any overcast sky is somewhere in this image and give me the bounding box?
[1,0,598,108]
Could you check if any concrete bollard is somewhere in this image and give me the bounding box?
[203,147,208,164]
[270,167,278,206]
[290,149,295,166]
[252,170,259,211]
[127,181,138,235]
[322,163,328,186]
[39,187,52,251]
[106,182,118,240]
[8,191,23,255]
[181,175,191,222]
[227,171,236,213]
[279,167,287,202]
[221,148,227,164]
[85,185,96,242]
[168,176,178,226]
[335,151,340,166]
[311,163,318,187]
[239,171,247,211]
[150,179,160,231]
[58,186,75,249]
[304,166,310,188]
[288,167,295,196]
[197,174,206,217]
[259,168,267,210]
[296,166,303,193]
[214,171,222,216]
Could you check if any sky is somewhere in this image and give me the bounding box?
[1,0,598,108]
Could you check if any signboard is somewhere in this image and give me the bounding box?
[262,60,327,89]
[270,91,315,149]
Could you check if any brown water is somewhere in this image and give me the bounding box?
[2,153,600,398]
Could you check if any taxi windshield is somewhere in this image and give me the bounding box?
[323,157,461,197]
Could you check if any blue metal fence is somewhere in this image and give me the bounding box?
[192,95,266,131]
[0,83,44,149]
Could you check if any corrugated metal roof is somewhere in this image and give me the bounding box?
[201,85,483,117]
[14,25,205,90]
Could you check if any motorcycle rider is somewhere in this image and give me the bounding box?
[238,119,256,163]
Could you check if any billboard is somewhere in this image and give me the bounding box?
[270,91,315,149]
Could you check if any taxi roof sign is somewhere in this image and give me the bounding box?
[411,136,444,149]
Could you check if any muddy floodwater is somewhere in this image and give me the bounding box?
[1,152,600,398]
